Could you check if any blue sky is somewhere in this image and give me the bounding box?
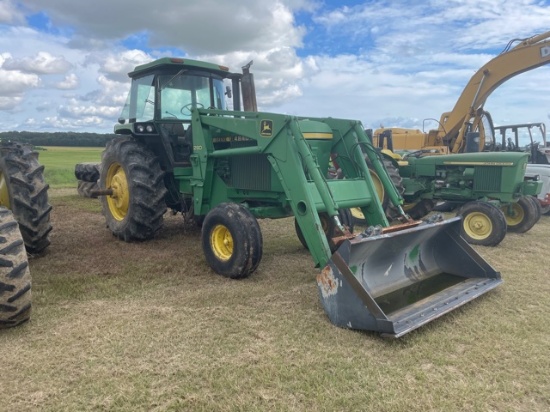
[1,0,550,137]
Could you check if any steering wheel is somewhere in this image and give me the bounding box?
[180,102,204,116]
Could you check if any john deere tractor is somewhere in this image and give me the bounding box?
[390,150,542,246]
[95,57,503,338]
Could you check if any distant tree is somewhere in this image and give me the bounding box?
[0,131,116,147]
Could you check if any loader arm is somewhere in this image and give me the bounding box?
[439,31,550,152]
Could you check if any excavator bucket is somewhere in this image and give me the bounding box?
[317,216,501,338]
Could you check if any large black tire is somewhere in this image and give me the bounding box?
[0,142,52,254]
[75,162,100,182]
[501,196,539,233]
[457,201,507,246]
[77,180,99,198]
[99,137,167,241]
[0,207,31,328]
[201,203,263,279]
[527,195,542,223]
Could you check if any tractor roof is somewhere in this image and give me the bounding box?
[128,57,234,78]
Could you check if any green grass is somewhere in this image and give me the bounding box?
[1,191,549,411]
[38,146,103,188]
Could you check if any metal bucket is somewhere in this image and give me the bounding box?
[317,216,501,338]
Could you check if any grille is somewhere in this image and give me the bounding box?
[473,167,502,192]
[231,154,272,191]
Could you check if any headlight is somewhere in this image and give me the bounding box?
[134,123,155,134]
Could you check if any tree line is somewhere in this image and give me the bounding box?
[0,131,116,147]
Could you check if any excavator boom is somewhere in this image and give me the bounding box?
[442,31,550,152]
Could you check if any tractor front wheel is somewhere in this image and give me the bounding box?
[99,137,167,241]
[457,201,507,246]
[501,196,539,233]
[0,207,31,328]
[201,203,263,279]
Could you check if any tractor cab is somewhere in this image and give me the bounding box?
[117,62,229,125]
[114,58,253,169]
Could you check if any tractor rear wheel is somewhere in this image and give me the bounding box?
[99,137,167,241]
[0,207,31,328]
[201,203,262,279]
[457,201,507,246]
[501,196,538,233]
[0,142,52,254]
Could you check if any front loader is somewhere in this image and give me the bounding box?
[97,57,502,338]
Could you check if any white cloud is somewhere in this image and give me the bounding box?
[2,51,72,74]
[0,0,25,24]
[56,73,78,89]
[21,0,306,55]
[0,0,549,132]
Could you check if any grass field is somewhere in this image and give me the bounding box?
[38,146,103,188]
[1,147,549,411]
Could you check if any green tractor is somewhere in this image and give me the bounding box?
[95,57,502,338]
[390,150,542,246]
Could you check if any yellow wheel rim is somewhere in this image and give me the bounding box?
[501,203,524,226]
[105,162,129,221]
[211,224,233,261]
[350,207,364,220]
[0,170,10,208]
[463,212,492,240]
[369,169,385,203]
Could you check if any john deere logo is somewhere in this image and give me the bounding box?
[260,120,273,137]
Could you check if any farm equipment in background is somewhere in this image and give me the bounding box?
[373,31,550,154]
[368,31,550,240]
[75,162,100,198]
[494,122,550,214]
[394,151,542,246]
[93,57,503,338]
[495,122,550,164]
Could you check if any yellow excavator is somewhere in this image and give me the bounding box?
[373,30,550,154]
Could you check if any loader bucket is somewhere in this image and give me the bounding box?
[317,217,501,338]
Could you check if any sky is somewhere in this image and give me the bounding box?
[1,0,550,135]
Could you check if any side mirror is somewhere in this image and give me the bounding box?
[225,86,232,98]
